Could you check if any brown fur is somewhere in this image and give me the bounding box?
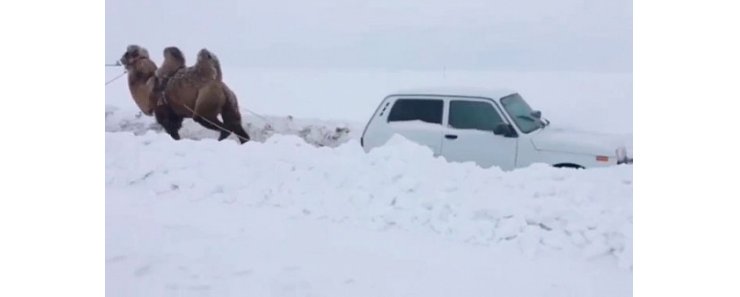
[120,45,250,143]
[160,49,220,115]
[209,51,223,81]
[218,84,249,140]
[156,47,186,81]
[119,45,158,116]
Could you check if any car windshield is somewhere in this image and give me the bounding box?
[500,94,543,134]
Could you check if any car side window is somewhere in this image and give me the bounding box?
[448,100,504,132]
[387,99,444,125]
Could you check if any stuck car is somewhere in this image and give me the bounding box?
[360,87,632,170]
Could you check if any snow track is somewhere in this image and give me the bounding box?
[105,105,360,148]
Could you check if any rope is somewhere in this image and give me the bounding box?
[243,108,272,127]
[106,71,127,85]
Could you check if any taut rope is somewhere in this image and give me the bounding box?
[105,71,127,85]
[105,61,126,85]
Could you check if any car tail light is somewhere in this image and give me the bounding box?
[596,155,609,162]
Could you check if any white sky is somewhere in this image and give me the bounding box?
[106,0,632,72]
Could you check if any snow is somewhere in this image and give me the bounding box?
[106,67,632,296]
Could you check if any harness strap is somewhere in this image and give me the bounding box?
[154,66,186,106]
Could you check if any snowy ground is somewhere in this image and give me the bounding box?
[105,104,358,148]
[105,68,632,296]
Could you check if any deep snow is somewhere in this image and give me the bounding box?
[105,68,632,296]
[106,132,632,297]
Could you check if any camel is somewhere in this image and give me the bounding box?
[119,45,251,144]
[119,45,158,116]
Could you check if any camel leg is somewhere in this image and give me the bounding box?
[193,114,231,141]
[230,124,250,144]
[218,128,232,141]
[167,115,184,140]
[192,87,231,140]
[221,106,250,144]
[154,104,183,140]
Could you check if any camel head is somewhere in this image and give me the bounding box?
[120,44,151,68]
[119,44,158,116]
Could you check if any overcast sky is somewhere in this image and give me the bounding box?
[106,0,632,72]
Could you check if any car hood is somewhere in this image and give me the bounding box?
[529,127,632,157]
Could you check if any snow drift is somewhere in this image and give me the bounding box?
[106,130,632,296]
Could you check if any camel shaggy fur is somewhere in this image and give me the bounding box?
[120,45,158,116]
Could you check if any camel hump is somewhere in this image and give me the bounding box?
[157,46,187,79]
[163,46,185,64]
[196,48,222,81]
[212,55,222,81]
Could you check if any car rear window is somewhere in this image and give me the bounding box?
[387,99,443,125]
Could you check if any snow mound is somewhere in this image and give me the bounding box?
[105,105,361,148]
[106,131,633,269]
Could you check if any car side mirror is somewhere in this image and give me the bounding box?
[493,123,517,137]
[531,110,542,119]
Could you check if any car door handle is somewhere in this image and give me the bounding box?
[445,134,458,140]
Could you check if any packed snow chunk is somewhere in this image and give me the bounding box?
[106,130,633,262]
[106,128,632,296]
[373,133,434,156]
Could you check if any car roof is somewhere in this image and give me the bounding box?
[387,87,519,100]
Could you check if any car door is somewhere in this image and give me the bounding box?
[440,98,518,170]
[384,98,446,155]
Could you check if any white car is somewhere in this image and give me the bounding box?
[360,87,632,170]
